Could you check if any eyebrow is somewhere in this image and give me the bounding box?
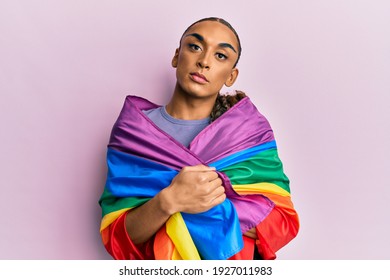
[185,33,237,53]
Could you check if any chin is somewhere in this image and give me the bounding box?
[176,80,218,99]
[185,90,217,100]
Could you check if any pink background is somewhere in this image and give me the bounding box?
[1,1,389,259]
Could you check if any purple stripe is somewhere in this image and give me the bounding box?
[218,172,274,233]
[232,195,274,233]
[189,97,275,164]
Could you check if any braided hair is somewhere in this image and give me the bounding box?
[210,90,246,122]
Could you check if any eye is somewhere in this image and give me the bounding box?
[216,53,227,60]
[189,43,201,51]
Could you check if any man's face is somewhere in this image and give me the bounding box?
[172,20,239,99]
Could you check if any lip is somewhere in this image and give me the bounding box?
[190,72,209,84]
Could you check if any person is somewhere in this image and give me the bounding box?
[99,17,299,260]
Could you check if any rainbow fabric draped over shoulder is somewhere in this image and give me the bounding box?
[99,95,298,260]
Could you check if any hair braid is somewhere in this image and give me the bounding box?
[210,90,246,122]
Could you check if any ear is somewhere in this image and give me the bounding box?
[171,48,180,68]
[224,68,239,87]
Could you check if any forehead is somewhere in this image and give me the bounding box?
[182,21,239,48]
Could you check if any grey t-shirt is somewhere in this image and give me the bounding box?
[143,106,210,147]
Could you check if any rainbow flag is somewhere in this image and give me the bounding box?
[99,95,296,260]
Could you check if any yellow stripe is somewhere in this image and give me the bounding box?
[100,208,133,232]
[172,248,183,260]
[232,182,290,197]
[166,212,201,260]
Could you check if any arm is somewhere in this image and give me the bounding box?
[124,165,226,244]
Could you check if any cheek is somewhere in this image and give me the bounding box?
[177,52,193,66]
[214,68,232,83]
[175,56,188,75]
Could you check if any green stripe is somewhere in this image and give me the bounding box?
[99,188,150,217]
[220,148,290,193]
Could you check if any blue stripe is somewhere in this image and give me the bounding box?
[107,148,178,197]
[209,140,277,170]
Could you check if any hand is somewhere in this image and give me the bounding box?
[161,165,226,214]
[243,227,257,239]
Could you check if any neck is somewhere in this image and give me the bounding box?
[166,84,217,120]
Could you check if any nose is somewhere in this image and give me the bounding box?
[197,51,211,69]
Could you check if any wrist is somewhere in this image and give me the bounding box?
[158,188,177,216]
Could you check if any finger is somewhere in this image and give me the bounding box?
[213,185,225,197]
[209,192,226,207]
[243,227,257,239]
[209,177,223,188]
[181,165,216,173]
[243,231,258,239]
[197,172,219,184]
[205,171,219,181]
[200,180,223,196]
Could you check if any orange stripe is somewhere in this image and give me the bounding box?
[154,225,175,260]
[265,193,297,214]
